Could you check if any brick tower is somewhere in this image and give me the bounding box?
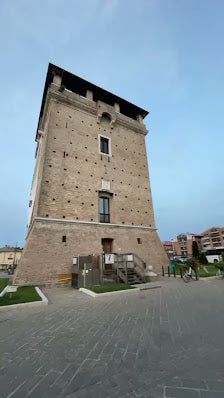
[14,64,168,286]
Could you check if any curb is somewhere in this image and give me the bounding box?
[0,287,48,311]
[79,284,161,298]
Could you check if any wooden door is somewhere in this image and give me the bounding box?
[102,238,113,253]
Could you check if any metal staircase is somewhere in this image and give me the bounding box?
[117,267,144,285]
[115,253,147,285]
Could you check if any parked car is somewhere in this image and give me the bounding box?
[175,258,187,264]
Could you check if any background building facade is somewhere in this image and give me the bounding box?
[14,64,168,286]
[201,227,224,251]
[172,233,202,258]
[0,246,23,269]
[162,241,174,259]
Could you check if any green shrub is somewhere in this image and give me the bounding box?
[199,252,208,264]
[192,241,199,258]
[186,257,198,268]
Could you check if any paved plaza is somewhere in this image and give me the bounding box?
[0,277,224,397]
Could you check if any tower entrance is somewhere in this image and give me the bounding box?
[102,238,113,254]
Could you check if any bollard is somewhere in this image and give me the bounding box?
[168,266,170,277]
[195,266,199,281]
[162,266,164,277]
[173,268,176,278]
[180,267,183,278]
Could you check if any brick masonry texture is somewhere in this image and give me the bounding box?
[1,278,224,397]
[14,220,167,286]
[14,82,169,286]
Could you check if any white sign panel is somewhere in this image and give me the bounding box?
[73,257,78,265]
[82,270,89,276]
[102,180,110,191]
[127,255,133,262]
[105,254,114,264]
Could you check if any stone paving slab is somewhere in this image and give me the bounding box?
[0,278,224,397]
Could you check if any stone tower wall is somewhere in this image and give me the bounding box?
[14,78,169,287]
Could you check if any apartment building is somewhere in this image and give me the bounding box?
[201,227,224,251]
[172,233,203,258]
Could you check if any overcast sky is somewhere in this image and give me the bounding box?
[0,0,223,247]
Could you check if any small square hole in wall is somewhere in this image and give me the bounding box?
[62,235,66,243]
[91,218,93,221]
[46,214,49,217]
[46,180,49,183]
[137,238,142,244]
[63,216,66,218]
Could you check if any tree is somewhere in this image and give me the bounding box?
[199,252,208,264]
[192,241,199,258]
[221,252,224,263]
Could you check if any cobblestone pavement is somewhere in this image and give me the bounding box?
[1,277,224,397]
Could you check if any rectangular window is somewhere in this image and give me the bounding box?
[98,134,111,156]
[62,235,66,243]
[100,137,109,154]
[99,197,110,223]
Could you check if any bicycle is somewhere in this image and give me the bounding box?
[216,266,224,279]
[183,266,197,283]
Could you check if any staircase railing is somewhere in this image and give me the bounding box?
[115,253,146,284]
[117,267,128,284]
[133,254,146,282]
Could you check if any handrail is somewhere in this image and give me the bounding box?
[117,267,127,284]
[115,253,146,283]
[133,261,146,283]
